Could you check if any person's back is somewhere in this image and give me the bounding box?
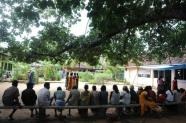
[38,83,50,106]
[173,89,181,103]
[54,90,66,101]
[68,88,80,105]
[130,88,137,104]
[99,91,108,105]
[166,89,174,103]
[80,90,91,106]
[121,91,131,105]
[110,91,120,105]
[2,80,20,120]
[3,86,19,106]
[21,88,37,106]
[21,83,37,117]
[53,87,66,117]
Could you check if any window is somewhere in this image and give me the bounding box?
[184,69,186,80]
[175,69,184,80]
[138,69,151,78]
[154,70,158,78]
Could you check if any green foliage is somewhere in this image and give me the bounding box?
[43,63,61,81]
[79,72,94,82]
[90,72,112,84]
[12,63,30,81]
[1,0,186,66]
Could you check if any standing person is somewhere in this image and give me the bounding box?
[65,72,69,90]
[76,73,79,88]
[66,85,80,116]
[78,84,91,117]
[172,77,178,90]
[38,82,52,118]
[28,70,35,84]
[90,85,100,115]
[99,85,108,116]
[72,72,76,88]
[67,72,73,90]
[2,80,21,120]
[157,76,164,95]
[53,87,66,117]
[21,83,37,117]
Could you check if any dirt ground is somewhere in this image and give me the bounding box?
[1,81,186,123]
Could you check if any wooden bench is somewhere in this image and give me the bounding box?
[0,102,185,118]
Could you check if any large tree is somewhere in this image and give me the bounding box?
[0,0,186,65]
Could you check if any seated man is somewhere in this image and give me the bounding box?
[66,85,80,116]
[38,82,52,118]
[21,83,37,117]
[2,80,21,120]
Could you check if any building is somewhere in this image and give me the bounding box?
[125,64,186,89]
[0,52,12,79]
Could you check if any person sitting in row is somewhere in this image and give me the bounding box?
[130,85,138,104]
[37,82,52,118]
[2,80,21,120]
[110,84,120,105]
[173,89,182,103]
[99,85,108,116]
[21,83,37,117]
[139,86,162,116]
[165,88,174,104]
[180,88,186,102]
[53,87,66,117]
[78,84,91,117]
[90,85,100,115]
[66,85,80,116]
[107,85,120,118]
[120,86,131,113]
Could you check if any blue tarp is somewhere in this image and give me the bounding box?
[140,64,186,70]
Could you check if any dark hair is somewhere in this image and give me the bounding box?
[57,87,62,90]
[66,72,69,75]
[159,76,163,80]
[92,85,96,91]
[123,86,129,93]
[44,82,50,89]
[113,84,119,93]
[84,84,89,90]
[101,85,106,91]
[12,80,18,87]
[144,86,150,91]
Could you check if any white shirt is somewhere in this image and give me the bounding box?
[166,90,174,102]
[38,87,50,106]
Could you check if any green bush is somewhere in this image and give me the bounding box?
[79,72,94,82]
[92,72,112,84]
[12,63,30,81]
[43,64,61,81]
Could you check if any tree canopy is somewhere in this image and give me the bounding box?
[0,0,186,65]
